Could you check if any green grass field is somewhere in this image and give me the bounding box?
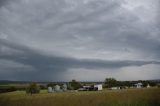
[0,88,160,106]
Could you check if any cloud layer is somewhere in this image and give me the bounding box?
[0,0,160,81]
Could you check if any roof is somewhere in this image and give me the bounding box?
[135,83,143,86]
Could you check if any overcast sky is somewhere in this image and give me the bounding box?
[0,0,160,81]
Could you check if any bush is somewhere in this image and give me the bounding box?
[0,86,17,93]
[104,78,117,88]
[69,80,82,90]
[40,85,47,90]
[26,83,40,95]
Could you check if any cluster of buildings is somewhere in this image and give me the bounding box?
[48,84,103,93]
[48,82,151,93]
[48,84,67,93]
[110,83,151,90]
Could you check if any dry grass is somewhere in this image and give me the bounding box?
[0,88,160,106]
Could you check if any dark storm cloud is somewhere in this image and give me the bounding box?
[0,39,159,80]
[0,0,10,7]
[0,0,160,81]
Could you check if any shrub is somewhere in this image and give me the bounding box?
[26,82,40,95]
[69,80,82,90]
[39,85,47,90]
[0,86,17,93]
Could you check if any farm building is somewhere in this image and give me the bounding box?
[54,85,60,92]
[134,83,143,88]
[79,84,103,91]
[94,84,103,90]
[48,85,62,93]
[110,87,120,90]
[48,87,53,93]
[83,86,91,91]
[147,84,150,88]
[62,84,67,91]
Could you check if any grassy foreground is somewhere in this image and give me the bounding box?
[0,88,160,106]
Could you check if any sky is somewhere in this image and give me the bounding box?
[0,0,160,81]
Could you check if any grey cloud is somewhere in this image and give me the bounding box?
[0,0,10,7]
[0,39,160,80]
[0,0,160,81]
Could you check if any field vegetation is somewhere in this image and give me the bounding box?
[0,88,160,106]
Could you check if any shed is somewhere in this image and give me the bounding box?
[94,84,103,90]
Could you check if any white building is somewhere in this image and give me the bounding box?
[94,84,103,90]
[48,87,53,93]
[111,87,120,90]
[62,84,67,91]
[83,86,90,90]
[54,85,60,92]
[135,83,143,88]
[147,84,150,88]
[79,84,103,91]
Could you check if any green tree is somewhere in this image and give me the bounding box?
[26,82,40,95]
[69,80,82,90]
[104,78,117,88]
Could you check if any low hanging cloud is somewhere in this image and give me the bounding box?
[0,0,160,81]
[0,39,160,81]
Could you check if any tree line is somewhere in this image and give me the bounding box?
[0,78,159,94]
